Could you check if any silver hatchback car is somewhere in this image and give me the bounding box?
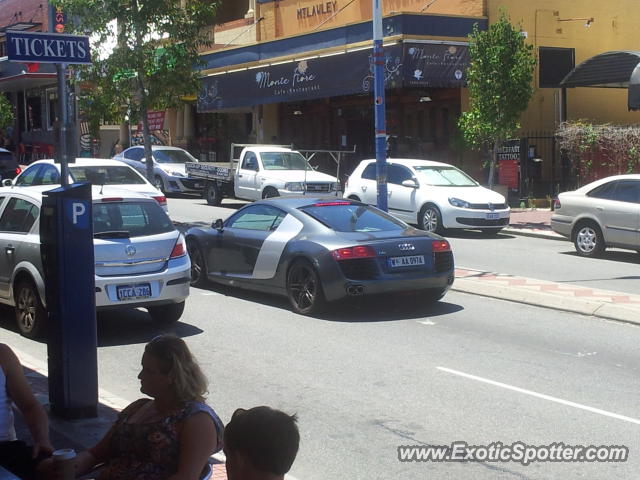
[0,185,190,338]
[551,174,640,257]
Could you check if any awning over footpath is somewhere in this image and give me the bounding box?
[198,41,470,112]
[559,51,640,110]
[0,57,57,91]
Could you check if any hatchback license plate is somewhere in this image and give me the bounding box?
[117,283,151,301]
[389,255,425,268]
[486,212,499,220]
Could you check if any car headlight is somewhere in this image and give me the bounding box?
[329,182,339,192]
[285,182,305,191]
[161,168,185,177]
[449,197,470,208]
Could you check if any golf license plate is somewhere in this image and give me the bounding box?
[389,255,425,268]
[117,283,151,301]
[486,212,500,220]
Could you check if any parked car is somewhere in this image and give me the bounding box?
[0,148,21,180]
[551,174,640,257]
[186,197,454,315]
[5,158,168,212]
[0,185,190,338]
[114,145,204,194]
[343,159,510,234]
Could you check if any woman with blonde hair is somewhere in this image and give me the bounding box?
[43,335,223,480]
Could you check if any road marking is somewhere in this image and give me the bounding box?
[418,320,436,325]
[437,366,640,425]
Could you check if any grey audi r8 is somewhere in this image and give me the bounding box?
[185,197,455,315]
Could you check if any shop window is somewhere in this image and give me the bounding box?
[26,93,42,131]
[46,90,59,131]
[442,108,450,144]
[429,109,437,141]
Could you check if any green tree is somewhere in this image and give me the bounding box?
[0,95,13,132]
[54,0,217,180]
[458,10,536,188]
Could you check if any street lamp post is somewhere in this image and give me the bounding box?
[372,0,388,211]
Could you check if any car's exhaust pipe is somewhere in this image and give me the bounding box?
[346,284,364,296]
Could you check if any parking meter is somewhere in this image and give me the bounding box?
[40,183,98,419]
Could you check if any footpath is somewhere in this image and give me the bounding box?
[10,208,639,480]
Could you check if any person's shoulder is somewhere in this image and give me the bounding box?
[184,402,224,429]
[118,398,152,419]
[0,344,18,368]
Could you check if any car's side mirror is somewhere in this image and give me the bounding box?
[213,219,224,232]
[2,179,13,187]
[402,179,419,189]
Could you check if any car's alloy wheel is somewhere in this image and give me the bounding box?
[419,204,444,234]
[187,241,208,288]
[15,281,45,339]
[574,223,604,257]
[287,260,325,315]
[148,301,185,324]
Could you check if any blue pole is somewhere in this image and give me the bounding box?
[372,0,388,211]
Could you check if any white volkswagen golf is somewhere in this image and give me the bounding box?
[0,185,190,338]
[344,159,510,234]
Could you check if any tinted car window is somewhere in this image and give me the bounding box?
[609,180,640,203]
[361,163,376,180]
[70,166,147,185]
[588,181,618,199]
[301,203,406,232]
[153,149,196,164]
[124,148,145,161]
[241,153,258,171]
[15,165,42,186]
[388,164,413,185]
[0,197,39,233]
[40,165,61,184]
[0,150,18,175]
[227,205,285,231]
[93,201,173,238]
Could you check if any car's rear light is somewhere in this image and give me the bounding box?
[101,197,123,202]
[314,201,351,207]
[432,240,451,252]
[170,236,186,258]
[554,198,561,209]
[14,167,21,176]
[152,195,167,205]
[331,245,377,260]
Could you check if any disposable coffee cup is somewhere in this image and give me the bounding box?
[53,448,76,480]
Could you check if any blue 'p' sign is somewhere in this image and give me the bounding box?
[64,199,90,229]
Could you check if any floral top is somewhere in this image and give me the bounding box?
[96,399,223,480]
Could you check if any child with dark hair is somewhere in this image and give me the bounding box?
[224,406,299,480]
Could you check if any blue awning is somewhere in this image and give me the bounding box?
[198,41,469,111]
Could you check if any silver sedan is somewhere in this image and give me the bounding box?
[551,174,640,257]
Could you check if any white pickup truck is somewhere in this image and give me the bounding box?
[185,144,339,205]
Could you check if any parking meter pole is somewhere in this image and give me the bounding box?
[41,183,98,419]
[372,0,388,212]
[56,63,70,187]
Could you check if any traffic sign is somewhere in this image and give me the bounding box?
[6,31,91,64]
